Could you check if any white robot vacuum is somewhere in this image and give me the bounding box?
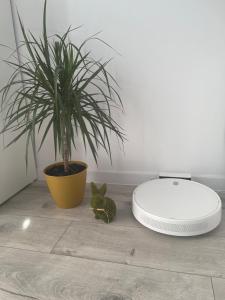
[132,178,222,236]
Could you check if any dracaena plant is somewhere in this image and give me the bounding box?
[0,0,124,173]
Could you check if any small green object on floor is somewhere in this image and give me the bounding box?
[90,182,117,223]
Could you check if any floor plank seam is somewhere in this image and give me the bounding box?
[0,287,39,300]
[0,242,223,282]
[0,241,218,281]
[0,245,49,255]
[210,277,216,300]
[51,250,221,280]
[0,213,143,229]
[69,219,143,229]
[49,220,73,254]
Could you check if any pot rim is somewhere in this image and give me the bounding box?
[43,160,88,178]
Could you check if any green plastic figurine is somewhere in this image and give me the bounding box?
[90,182,117,223]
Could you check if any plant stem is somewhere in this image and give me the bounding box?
[63,138,69,173]
[63,132,69,173]
[61,113,69,173]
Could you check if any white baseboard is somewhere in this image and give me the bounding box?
[38,168,225,192]
[191,175,225,192]
[87,170,157,186]
[87,170,225,192]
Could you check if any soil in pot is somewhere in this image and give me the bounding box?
[45,163,86,177]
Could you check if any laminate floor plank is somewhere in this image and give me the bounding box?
[0,184,139,228]
[0,181,223,299]
[0,247,214,300]
[0,215,71,252]
[211,277,225,300]
[53,220,225,278]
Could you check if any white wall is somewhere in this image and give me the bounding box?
[14,0,225,188]
[0,1,36,204]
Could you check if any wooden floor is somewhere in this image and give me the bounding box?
[0,181,225,299]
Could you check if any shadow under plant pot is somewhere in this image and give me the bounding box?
[44,161,87,209]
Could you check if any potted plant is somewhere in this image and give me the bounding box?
[0,0,124,208]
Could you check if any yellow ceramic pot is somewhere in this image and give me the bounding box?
[44,161,87,209]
